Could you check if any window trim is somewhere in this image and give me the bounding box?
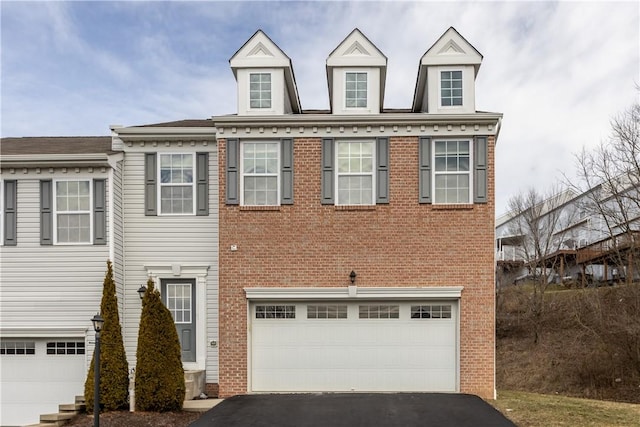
[53,179,93,245]
[344,70,369,110]
[439,68,464,108]
[432,139,473,205]
[157,152,197,216]
[240,140,281,207]
[334,139,376,206]
[248,71,273,111]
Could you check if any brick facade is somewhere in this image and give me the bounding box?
[218,135,496,399]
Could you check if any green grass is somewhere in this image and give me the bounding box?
[490,390,640,426]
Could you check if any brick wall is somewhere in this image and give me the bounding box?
[218,135,496,399]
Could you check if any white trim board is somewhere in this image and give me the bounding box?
[244,286,464,300]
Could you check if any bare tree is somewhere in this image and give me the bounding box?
[506,186,578,343]
[569,102,640,378]
[571,102,640,283]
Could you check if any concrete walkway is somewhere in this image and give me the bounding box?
[190,393,516,427]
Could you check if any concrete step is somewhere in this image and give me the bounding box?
[183,370,205,400]
[75,395,85,404]
[182,398,224,412]
[59,402,84,413]
[40,412,75,423]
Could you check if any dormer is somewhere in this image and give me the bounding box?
[412,27,482,114]
[326,29,387,115]
[230,30,301,115]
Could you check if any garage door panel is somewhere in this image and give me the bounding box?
[251,301,458,392]
[1,339,86,426]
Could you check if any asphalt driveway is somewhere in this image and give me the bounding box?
[189,393,516,427]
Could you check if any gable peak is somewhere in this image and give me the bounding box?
[437,39,465,55]
[247,42,274,58]
[344,40,371,57]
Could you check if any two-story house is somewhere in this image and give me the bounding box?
[215,28,501,399]
[1,26,501,425]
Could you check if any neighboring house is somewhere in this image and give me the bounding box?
[0,137,119,426]
[1,26,502,425]
[496,183,640,287]
[215,28,501,399]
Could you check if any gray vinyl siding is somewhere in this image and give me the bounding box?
[0,173,110,334]
[121,146,219,383]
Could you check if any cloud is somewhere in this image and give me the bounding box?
[1,1,638,215]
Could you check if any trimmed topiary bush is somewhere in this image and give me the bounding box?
[135,278,185,411]
[84,260,130,412]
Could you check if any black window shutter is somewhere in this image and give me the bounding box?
[321,138,334,205]
[376,137,389,204]
[281,138,294,205]
[474,136,488,203]
[4,180,17,246]
[40,180,53,245]
[144,153,157,215]
[93,179,107,245]
[226,139,239,205]
[418,136,432,203]
[196,152,209,215]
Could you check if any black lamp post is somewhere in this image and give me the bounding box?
[350,270,357,284]
[91,313,104,427]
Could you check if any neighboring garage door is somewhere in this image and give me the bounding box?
[250,301,458,392]
[1,338,87,427]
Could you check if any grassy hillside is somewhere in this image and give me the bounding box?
[496,283,640,404]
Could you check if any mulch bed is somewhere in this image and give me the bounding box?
[66,410,201,427]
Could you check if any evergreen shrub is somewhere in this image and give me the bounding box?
[134,278,185,411]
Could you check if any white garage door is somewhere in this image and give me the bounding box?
[1,339,87,427]
[250,301,458,392]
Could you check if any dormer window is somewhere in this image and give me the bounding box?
[440,70,463,107]
[345,72,367,108]
[249,73,272,109]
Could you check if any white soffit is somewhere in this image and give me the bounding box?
[244,286,464,300]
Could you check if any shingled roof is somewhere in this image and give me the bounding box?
[1,136,113,156]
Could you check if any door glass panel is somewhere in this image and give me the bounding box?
[166,283,192,324]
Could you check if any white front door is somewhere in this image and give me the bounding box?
[250,301,458,392]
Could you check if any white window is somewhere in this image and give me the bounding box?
[166,283,192,324]
[249,73,272,109]
[46,341,85,355]
[440,70,463,107]
[241,141,279,206]
[255,305,296,319]
[411,305,452,319]
[358,305,399,319]
[433,140,471,204]
[0,340,35,355]
[336,141,375,205]
[159,153,195,215]
[307,305,348,319]
[54,180,91,244]
[345,72,367,108]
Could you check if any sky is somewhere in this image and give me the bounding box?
[1,1,638,215]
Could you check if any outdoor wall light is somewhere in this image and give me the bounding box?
[137,285,147,300]
[350,270,357,284]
